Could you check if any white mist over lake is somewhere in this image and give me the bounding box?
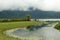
[4,22,60,40]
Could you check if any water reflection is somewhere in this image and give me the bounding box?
[4,22,60,40]
[26,24,47,31]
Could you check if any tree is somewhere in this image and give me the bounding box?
[25,13,31,21]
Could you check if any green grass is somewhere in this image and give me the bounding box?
[0,21,42,40]
[54,22,60,30]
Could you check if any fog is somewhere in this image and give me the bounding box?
[0,0,60,11]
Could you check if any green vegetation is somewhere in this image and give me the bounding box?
[25,13,31,21]
[0,13,31,22]
[0,21,41,40]
[54,22,60,30]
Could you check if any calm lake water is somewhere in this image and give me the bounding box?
[4,22,60,40]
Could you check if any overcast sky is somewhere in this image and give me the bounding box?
[0,0,60,11]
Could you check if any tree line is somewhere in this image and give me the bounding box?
[0,13,31,22]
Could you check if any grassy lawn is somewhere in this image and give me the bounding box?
[0,21,42,40]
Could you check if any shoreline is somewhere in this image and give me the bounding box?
[3,22,58,40]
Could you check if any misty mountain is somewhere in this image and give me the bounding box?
[0,10,60,19]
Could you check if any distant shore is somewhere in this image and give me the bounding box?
[31,19,60,21]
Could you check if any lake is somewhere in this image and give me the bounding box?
[4,22,60,40]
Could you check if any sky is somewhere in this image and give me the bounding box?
[0,0,60,11]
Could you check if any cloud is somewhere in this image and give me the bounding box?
[0,0,60,11]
